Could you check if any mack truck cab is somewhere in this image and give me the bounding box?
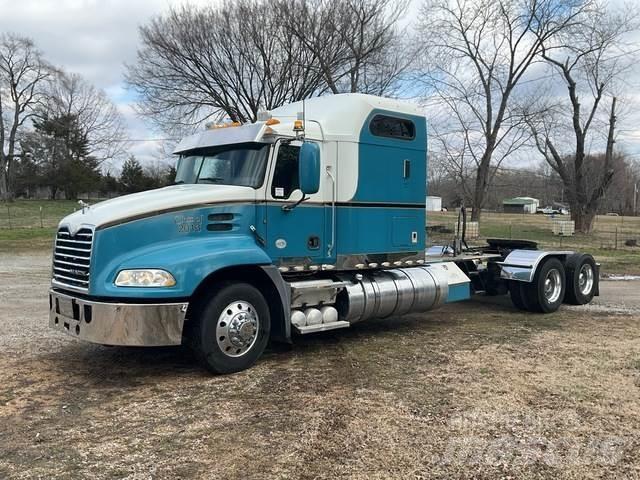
[49,94,599,374]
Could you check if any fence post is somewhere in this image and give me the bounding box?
[615,227,618,250]
[39,206,44,228]
[6,204,10,230]
[509,223,513,239]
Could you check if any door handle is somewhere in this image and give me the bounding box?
[249,225,265,246]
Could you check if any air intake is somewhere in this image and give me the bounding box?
[207,212,235,232]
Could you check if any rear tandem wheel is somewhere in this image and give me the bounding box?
[509,257,566,313]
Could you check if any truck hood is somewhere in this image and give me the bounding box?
[60,184,256,233]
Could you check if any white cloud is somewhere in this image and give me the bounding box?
[0,0,214,166]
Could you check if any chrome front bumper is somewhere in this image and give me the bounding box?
[49,289,188,346]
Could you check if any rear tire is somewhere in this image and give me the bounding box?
[564,254,597,305]
[190,282,270,374]
[522,257,565,313]
[509,281,527,310]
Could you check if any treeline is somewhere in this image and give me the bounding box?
[429,152,640,216]
[0,34,127,201]
[13,154,175,199]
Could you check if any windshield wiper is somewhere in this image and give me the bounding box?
[198,177,224,184]
[172,180,185,185]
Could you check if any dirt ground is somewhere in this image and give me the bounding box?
[1,252,639,479]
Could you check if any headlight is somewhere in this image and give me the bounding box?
[114,269,176,287]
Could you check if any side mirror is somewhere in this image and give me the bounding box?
[298,142,320,195]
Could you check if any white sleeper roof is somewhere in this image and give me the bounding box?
[173,93,424,153]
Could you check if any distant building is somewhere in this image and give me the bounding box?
[503,196,539,214]
[426,196,442,212]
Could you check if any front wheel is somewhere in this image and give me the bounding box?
[190,282,270,374]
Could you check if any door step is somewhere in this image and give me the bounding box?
[294,321,350,334]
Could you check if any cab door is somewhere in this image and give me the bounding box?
[264,141,325,263]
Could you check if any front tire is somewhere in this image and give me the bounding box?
[191,282,270,374]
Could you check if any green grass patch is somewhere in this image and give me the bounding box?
[0,227,56,252]
[0,200,82,229]
[0,199,109,252]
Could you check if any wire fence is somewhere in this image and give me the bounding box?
[426,211,640,253]
[0,200,97,230]
[3,201,640,254]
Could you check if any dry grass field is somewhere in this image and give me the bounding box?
[0,253,639,479]
[0,202,639,479]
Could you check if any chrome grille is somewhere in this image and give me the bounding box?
[52,227,93,291]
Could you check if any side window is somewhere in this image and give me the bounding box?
[271,144,300,199]
[370,115,415,140]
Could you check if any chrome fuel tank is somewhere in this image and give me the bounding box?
[336,265,450,323]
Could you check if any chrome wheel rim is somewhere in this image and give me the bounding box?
[578,264,594,295]
[216,301,259,357]
[543,268,562,304]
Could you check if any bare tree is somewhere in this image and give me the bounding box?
[44,71,128,163]
[126,1,325,130]
[0,34,50,200]
[281,0,411,96]
[525,4,638,232]
[429,124,476,204]
[126,0,410,133]
[427,99,530,210]
[418,0,592,221]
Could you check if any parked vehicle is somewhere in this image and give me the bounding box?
[48,94,599,374]
[537,206,569,215]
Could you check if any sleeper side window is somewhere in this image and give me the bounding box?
[271,144,300,199]
[369,115,415,140]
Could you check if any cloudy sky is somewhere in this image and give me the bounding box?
[1,0,639,171]
[0,0,215,170]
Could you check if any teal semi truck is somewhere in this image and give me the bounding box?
[49,94,598,374]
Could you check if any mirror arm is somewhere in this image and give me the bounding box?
[281,194,310,212]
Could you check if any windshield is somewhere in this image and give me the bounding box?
[174,143,270,188]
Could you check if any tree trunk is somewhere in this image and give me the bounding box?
[0,167,14,201]
[570,98,617,234]
[470,182,484,222]
[470,148,494,222]
[0,166,7,201]
[573,208,596,233]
